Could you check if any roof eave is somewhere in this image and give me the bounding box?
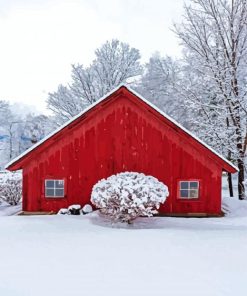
[222,164,238,174]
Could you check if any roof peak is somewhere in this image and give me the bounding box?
[5,83,238,172]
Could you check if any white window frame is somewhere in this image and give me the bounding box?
[45,179,65,198]
[179,181,199,199]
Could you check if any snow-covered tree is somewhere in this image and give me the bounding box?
[0,102,20,165]
[91,172,169,223]
[0,172,22,205]
[0,103,53,168]
[47,39,143,124]
[0,101,10,125]
[48,85,85,125]
[174,0,247,199]
[137,54,190,128]
[0,101,11,166]
[19,114,53,149]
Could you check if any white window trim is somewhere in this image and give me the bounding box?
[45,179,65,198]
[179,181,199,199]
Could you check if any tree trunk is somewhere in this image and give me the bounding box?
[235,120,245,199]
[237,155,245,200]
[227,172,234,197]
[227,149,234,197]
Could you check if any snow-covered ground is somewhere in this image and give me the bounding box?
[0,209,247,296]
[0,174,246,296]
[0,200,21,216]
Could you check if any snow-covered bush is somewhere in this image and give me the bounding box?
[57,204,93,215]
[57,208,69,215]
[68,204,81,215]
[82,204,93,214]
[0,172,22,206]
[91,172,169,223]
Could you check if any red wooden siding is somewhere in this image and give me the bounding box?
[16,88,226,215]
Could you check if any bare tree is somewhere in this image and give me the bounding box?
[174,0,247,199]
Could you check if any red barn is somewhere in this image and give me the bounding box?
[6,85,237,216]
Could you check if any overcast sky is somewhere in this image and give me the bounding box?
[0,0,185,113]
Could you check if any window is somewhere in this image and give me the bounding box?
[45,179,65,198]
[179,181,199,199]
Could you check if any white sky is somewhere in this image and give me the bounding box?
[0,0,185,113]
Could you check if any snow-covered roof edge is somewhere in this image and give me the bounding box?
[5,84,126,169]
[5,83,238,172]
[127,86,238,172]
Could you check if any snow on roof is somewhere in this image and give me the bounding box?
[5,83,238,172]
[128,86,239,172]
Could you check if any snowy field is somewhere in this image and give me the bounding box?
[0,175,247,296]
[0,205,247,296]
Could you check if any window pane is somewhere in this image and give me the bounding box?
[46,180,54,188]
[55,180,64,188]
[55,189,64,197]
[189,189,198,198]
[46,188,54,197]
[180,182,189,189]
[190,182,198,189]
[180,189,189,198]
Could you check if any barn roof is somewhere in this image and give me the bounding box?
[5,84,238,173]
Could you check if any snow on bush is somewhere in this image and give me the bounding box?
[58,204,94,215]
[68,204,81,211]
[0,171,22,206]
[91,172,169,223]
[68,204,81,215]
[82,204,93,214]
[57,208,69,215]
